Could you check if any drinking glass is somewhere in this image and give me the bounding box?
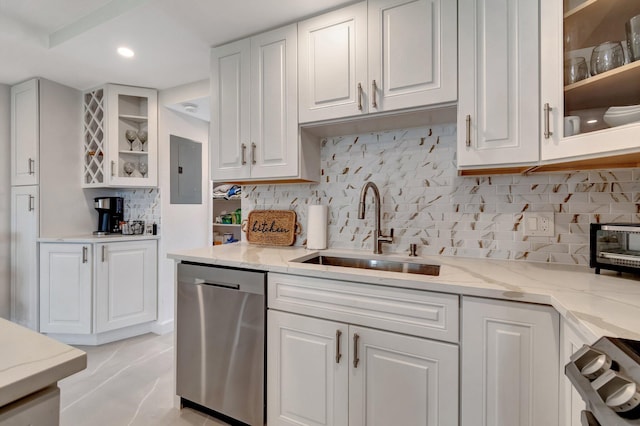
[125,130,137,151]
[137,131,148,152]
[138,162,148,177]
[123,162,135,176]
[564,57,589,85]
[590,41,625,76]
[627,14,640,63]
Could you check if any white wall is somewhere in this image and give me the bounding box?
[0,85,9,318]
[155,79,209,332]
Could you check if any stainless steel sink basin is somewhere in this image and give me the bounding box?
[298,255,440,276]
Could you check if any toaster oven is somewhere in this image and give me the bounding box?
[590,223,640,275]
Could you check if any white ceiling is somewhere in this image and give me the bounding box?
[0,0,355,91]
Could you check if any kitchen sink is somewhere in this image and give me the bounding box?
[296,255,440,276]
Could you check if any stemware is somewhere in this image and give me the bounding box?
[123,162,135,176]
[137,131,148,152]
[125,130,137,151]
[138,162,148,177]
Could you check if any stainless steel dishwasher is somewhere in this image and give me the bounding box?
[176,262,266,426]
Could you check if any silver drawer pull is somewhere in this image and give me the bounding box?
[82,246,88,263]
[335,330,342,363]
[241,143,247,165]
[544,103,553,139]
[28,158,35,175]
[353,333,360,368]
[466,115,471,147]
[357,83,363,111]
[371,80,377,108]
[28,195,34,212]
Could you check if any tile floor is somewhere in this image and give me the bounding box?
[59,332,229,426]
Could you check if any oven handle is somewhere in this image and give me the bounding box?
[600,224,640,233]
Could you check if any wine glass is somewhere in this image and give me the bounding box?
[123,162,135,176]
[138,162,148,177]
[137,131,148,152]
[125,130,137,151]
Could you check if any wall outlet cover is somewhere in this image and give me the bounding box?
[523,212,555,237]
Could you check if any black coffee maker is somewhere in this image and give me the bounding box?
[94,197,124,235]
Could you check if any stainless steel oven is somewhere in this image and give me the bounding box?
[565,336,640,425]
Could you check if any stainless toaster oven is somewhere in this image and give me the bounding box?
[590,223,640,275]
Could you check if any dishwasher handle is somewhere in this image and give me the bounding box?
[195,279,240,291]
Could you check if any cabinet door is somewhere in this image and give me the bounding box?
[210,39,251,181]
[560,320,591,426]
[39,243,92,334]
[10,186,39,330]
[367,0,456,112]
[267,310,349,426]
[11,79,39,186]
[105,85,158,187]
[95,241,157,332]
[349,326,458,426]
[457,0,539,169]
[461,297,560,426]
[298,2,368,123]
[250,24,299,179]
[540,0,640,163]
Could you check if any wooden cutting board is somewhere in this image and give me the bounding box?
[243,210,300,246]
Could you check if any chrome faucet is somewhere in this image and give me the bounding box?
[358,182,393,254]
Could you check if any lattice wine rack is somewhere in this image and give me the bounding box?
[83,88,105,186]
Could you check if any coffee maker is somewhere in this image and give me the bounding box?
[94,197,124,235]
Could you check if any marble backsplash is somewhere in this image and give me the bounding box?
[116,188,161,230]
[243,124,640,266]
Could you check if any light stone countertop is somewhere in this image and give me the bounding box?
[38,234,160,243]
[0,318,86,407]
[168,242,640,342]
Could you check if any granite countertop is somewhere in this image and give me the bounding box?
[38,234,160,243]
[0,318,86,407]
[168,243,640,342]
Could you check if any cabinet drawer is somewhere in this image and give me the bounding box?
[268,273,459,343]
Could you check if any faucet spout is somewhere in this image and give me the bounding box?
[358,182,393,254]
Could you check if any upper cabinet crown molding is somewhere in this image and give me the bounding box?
[82,84,158,188]
[298,0,457,125]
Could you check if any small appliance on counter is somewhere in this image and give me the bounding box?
[94,197,124,235]
[565,336,640,424]
[591,223,640,275]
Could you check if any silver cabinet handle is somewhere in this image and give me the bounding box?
[371,80,378,108]
[466,115,471,147]
[335,330,342,363]
[82,246,88,264]
[357,83,363,111]
[111,161,115,177]
[353,333,360,368]
[101,245,106,263]
[28,158,35,175]
[251,142,256,165]
[544,103,553,139]
[28,195,34,212]
[241,143,247,165]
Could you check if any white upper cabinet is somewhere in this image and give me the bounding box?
[211,24,312,182]
[457,0,540,170]
[298,2,368,123]
[298,0,456,124]
[11,79,39,186]
[82,84,158,188]
[540,0,640,164]
[368,0,457,112]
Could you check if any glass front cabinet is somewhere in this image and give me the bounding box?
[541,0,640,164]
[82,84,158,187]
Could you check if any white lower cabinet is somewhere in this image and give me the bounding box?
[461,296,560,426]
[39,240,157,342]
[10,185,39,331]
[559,320,591,426]
[268,310,459,426]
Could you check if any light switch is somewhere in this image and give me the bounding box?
[523,212,555,236]
[527,217,538,231]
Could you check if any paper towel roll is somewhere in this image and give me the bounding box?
[307,205,328,249]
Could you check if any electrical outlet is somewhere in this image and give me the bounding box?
[523,212,555,237]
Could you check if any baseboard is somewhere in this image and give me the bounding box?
[151,318,174,335]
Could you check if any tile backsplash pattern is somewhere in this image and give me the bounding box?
[116,188,161,229]
[244,124,640,266]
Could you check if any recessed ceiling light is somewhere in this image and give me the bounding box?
[183,103,198,113]
[117,47,134,58]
